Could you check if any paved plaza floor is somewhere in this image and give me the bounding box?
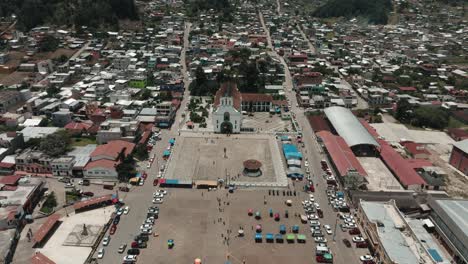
[165,133,287,186]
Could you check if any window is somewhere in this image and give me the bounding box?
[224,112,230,122]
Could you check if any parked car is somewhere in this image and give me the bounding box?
[119,186,130,192]
[349,227,361,235]
[123,206,130,215]
[127,248,140,255]
[342,238,351,248]
[82,191,94,197]
[118,244,127,253]
[116,208,124,216]
[353,236,365,243]
[123,255,137,262]
[356,241,369,248]
[109,224,117,235]
[153,179,159,186]
[102,236,110,246]
[360,255,373,261]
[152,198,163,204]
[64,183,75,188]
[97,248,105,259]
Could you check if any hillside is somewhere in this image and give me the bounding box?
[313,0,392,24]
[0,0,138,31]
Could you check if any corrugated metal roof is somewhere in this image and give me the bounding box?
[324,106,379,148]
[453,139,468,154]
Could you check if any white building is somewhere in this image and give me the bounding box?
[212,82,242,134]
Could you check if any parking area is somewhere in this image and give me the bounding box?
[164,134,285,184]
[138,188,318,264]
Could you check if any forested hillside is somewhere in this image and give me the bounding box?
[313,0,392,24]
[0,0,138,31]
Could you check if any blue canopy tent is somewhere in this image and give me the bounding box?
[275,234,284,242]
[266,233,274,242]
[292,225,299,233]
[169,138,176,145]
[254,233,262,242]
[163,150,171,157]
[282,144,303,160]
[279,224,286,234]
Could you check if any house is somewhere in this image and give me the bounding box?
[240,93,273,112]
[51,110,72,127]
[400,141,431,159]
[0,91,22,113]
[96,118,139,144]
[64,120,96,135]
[83,140,135,180]
[50,156,75,177]
[15,150,52,175]
[212,82,242,134]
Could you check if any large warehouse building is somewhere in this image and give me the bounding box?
[428,198,468,264]
[324,106,380,156]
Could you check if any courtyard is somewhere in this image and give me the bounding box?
[164,133,287,186]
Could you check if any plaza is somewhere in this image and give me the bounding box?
[164,133,288,187]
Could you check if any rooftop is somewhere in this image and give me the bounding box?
[360,200,422,264]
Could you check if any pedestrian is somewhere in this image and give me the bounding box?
[223,221,225,225]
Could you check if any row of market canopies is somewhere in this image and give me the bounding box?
[254,233,306,242]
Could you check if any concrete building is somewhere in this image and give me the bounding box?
[366,87,389,108]
[15,150,52,174]
[96,119,139,144]
[358,200,434,264]
[240,93,273,112]
[428,198,468,264]
[52,110,73,127]
[0,91,22,114]
[67,144,96,177]
[50,156,75,177]
[212,82,242,134]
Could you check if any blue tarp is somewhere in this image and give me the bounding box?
[169,138,175,144]
[165,179,179,184]
[336,191,344,198]
[255,234,262,239]
[275,234,283,240]
[428,249,443,262]
[136,172,142,178]
[163,150,171,156]
[292,225,299,232]
[266,233,274,240]
[282,144,303,160]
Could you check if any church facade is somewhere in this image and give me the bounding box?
[212,82,242,134]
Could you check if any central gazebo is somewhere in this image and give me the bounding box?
[243,159,263,177]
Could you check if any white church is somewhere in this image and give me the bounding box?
[212,82,242,133]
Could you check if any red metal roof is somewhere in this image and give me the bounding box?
[0,175,21,185]
[73,194,112,210]
[31,252,56,264]
[33,214,61,244]
[379,140,426,187]
[0,162,15,168]
[84,159,119,170]
[241,93,273,102]
[90,140,135,160]
[400,141,431,156]
[308,115,330,132]
[407,159,433,169]
[317,131,367,177]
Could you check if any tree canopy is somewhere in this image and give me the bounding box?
[313,0,392,24]
[0,0,138,31]
[39,130,72,157]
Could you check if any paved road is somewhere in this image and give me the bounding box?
[260,6,369,262]
[296,24,316,54]
[95,24,193,264]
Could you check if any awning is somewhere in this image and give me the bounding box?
[33,214,61,244]
[31,252,56,264]
[73,194,112,210]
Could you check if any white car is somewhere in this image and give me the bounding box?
[309,194,314,199]
[309,220,320,227]
[157,171,163,178]
[360,255,373,261]
[353,236,365,243]
[308,214,318,220]
[97,248,105,259]
[146,163,151,169]
[123,206,129,215]
[306,167,310,173]
[153,198,163,204]
[116,208,124,216]
[324,225,333,235]
[123,255,138,262]
[140,228,152,234]
[139,180,144,186]
[314,237,327,243]
[153,192,163,198]
[64,183,75,188]
[304,161,309,167]
[140,224,152,230]
[158,189,167,195]
[102,236,110,246]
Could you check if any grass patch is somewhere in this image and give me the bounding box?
[448,117,465,129]
[40,206,54,214]
[71,137,97,147]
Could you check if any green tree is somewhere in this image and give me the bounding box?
[46,85,60,97]
[394,99,413,123]
[412,107,449,129]
[116,154,136,182]
[39,130,72,157]
[140,88,152,100]
[134,144,149,161]
[43,192,57,208]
